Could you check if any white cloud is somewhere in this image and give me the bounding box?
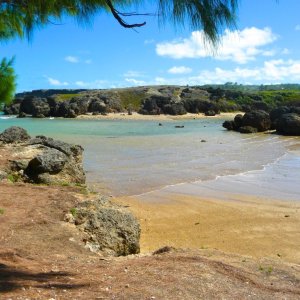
[65,56,79,63]
[153,60,300,85]
[168,66,192,74]
[47,77,69,86]
[156,27,278,64]
[75,80,109,88]
[123,70,145,78]
[125,78,146,86]
[281,48,290,55]
[295,25,300,31]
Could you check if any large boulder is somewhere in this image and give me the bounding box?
[71,197,140,256]
[24,136,85,184]
[163,103,187,115]
[20,96,51,117]
[0,128,86,185]
[0,126,31,144]
[275,113,300,136]
[241,110,271,132]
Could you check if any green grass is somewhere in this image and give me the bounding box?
[118,90,145,111]
[258,265,273,275]
[0,208,4,215]
[7,173,19,183]
[70,207,77,218]
[55,94,82,102]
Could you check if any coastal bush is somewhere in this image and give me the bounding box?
[0,208,4,215]
[0,57,17,104]
[118,90,145,111]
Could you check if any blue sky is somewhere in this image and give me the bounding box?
[1,0,300,92]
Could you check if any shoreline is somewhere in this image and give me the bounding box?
[76,111,242,121]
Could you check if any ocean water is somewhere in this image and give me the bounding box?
[1,115,299,199]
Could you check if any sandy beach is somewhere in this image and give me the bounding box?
[76,111,242,121]
[116,193,300,264]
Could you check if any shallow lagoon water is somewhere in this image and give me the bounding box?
[0,115,299,198]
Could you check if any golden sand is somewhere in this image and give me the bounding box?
[77,112,242,121]
[115,193,300,264]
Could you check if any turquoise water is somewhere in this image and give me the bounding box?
[1,115,299,197]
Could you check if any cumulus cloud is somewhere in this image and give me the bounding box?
[65,56,79,63]
[155,60,300,85]
[168,66,192,74]
[75,80,109,88]
[47,77,69,86]
[156,27,278,64]
[123,70,145,78]
[125,78,146,86]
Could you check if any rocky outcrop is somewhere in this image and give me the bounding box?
[3,86,240,118]
[0,126,31,143]
[241,110,271,132]
[223,111,271,133]
[0,127,85,185]
[66,196,140,256]
[275,113,300,135]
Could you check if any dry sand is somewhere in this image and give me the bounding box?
[76,111,241,121]
[116,193,300,264]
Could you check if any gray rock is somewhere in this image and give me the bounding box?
[26,148,68,175]
[73,197,140,256]
[0,126,31,144]
[239,126,258,134]
[0,170,8,181]
[275,113,300,135]
[29,136,83,157]
[241,110,271,132]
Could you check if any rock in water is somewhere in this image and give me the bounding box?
[275,113,300,135]
[241,110,271,132]
[0,126,31,143]
[72,197,140,256]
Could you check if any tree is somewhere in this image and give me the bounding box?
[0,57,16,104]
[0,0,238,44]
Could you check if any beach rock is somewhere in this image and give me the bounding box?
[20,96,51,117]
[72,196,140,256]
[0,130,85,185]
[26,148,68,175]
[88,99,107,113]
[275,113,300,135]
[239,126,258,134]
[222,120,235,131]
[234,114,244,128]
[241,110,271,132]
[0,126,31,144]
[163,103,187,115]
[205,110,216,116]
[3,103,20,115]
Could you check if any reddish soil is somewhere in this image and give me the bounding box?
[0,182,300,299]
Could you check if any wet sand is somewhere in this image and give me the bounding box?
[116,193,300,264]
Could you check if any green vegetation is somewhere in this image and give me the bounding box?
[258,265,273,275]
[200,83,300,110]
[70,207,78,218]
[0,57,17,104]
[0,1,238,44]
[55,94,82,102]
[0,208,4,215]
[119,90,145,111]
[7,173,20,183]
